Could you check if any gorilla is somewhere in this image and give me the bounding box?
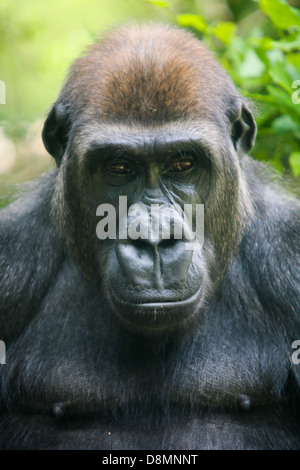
[0,23,299,450]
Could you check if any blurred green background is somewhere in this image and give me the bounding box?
[0,0,300,206]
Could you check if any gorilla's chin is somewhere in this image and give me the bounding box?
[108,284,204,329]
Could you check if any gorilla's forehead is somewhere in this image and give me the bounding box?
[72,120,229,161]
[98,58,201,122]
[64,24,237,124]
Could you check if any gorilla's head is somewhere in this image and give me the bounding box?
[42,24,256,329]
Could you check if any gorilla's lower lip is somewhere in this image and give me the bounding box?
[110,285,203,309]
[108,285,203,328]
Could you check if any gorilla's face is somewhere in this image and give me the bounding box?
[42,25,256,329]
[49,121,248,329]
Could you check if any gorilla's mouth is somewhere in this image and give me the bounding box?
[108,284,204,329]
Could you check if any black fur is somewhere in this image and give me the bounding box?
[0,24,299,449]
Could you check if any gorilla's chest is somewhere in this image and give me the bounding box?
[0,405,298,449]
[0,264,294,449]
[3,274,287,410]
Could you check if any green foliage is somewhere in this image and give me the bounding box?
[147,0,170,7]
[290,151,300,176]
[0,0,299,178]
[176,0,300,177]
[176,14,207,32]
[0,0,170,139]
[259,0,300,30]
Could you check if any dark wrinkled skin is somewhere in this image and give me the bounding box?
[0,24,299,450]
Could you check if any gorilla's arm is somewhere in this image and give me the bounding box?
[243,158,300,394]
[0,171,65,342]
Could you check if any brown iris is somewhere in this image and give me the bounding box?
[169,159,193,172]
[107,162,132,174]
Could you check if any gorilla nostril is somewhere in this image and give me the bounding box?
[159,237,178,250]
[131,239,155,260]
[132,239,152,251]
[130,236,181,256]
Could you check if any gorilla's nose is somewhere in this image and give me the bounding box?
[116,233,193,290]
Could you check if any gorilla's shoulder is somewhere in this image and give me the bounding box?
[244,158,300,238]
[0,170,63,252]
[0,170,66,339]
[241,158,300,320]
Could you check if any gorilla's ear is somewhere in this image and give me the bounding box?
[230,100,257,155]
[42,102,70,166]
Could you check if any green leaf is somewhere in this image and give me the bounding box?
[267,85,300,116]
[269,61,294,92]
[146,0,169,7]
[238,49,266,78]
[249,37,273,51]
[177,14,207,33]
[289,152,300,176]
[250,36,300,52]
[288,52,300,67]
[243,92,275,103]
[211,22,236,45]
[272,39,300,52]
[272,115,300,136]
[259,0,300,30]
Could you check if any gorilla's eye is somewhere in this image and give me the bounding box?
[106,162,134,175]
[168,158,193,172]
